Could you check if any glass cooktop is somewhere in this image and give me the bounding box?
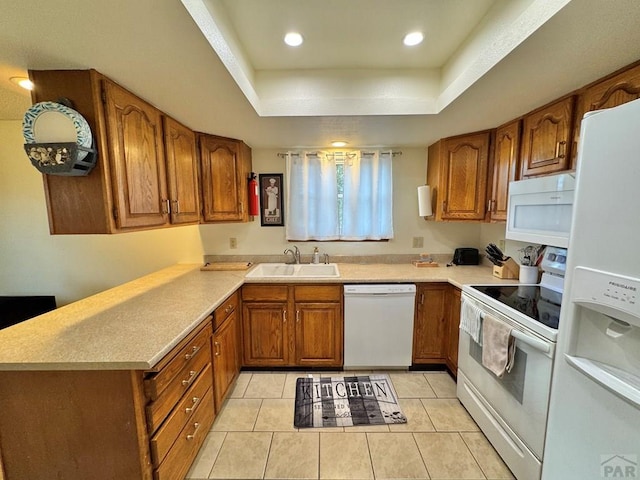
[470,285,562,330]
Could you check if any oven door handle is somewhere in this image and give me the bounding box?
[511,329,551,353]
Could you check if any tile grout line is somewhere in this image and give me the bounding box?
[410,432,432,480]
[205,431,227,480]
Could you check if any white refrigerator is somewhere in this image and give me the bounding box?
[542,98,640,479]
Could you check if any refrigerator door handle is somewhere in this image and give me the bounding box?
[565,354,640,409]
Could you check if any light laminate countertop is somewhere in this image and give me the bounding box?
[0,262,513,371]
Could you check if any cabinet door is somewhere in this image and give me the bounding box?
[103,80,168,229]
[520,96,575,177]
[573,63,640,169]
[412,284,448,363]
[242,302,290,366]
[163,116,200,224]
[441,132,490,220]
[213,311,239,410]
[294,302,343,367]
[446,287,462,376]
[489,121,520,222]
[200,135,245,222]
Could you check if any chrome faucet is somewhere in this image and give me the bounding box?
[284,245,301,264]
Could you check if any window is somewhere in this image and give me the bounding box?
[285,151,394,241]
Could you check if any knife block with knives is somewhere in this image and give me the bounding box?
[485,243,520,279]
[492,257,520,279]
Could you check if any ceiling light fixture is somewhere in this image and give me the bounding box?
[331,141,348,148]
[10,76,34,91]
[284,32,303,47]
[403,32,424,47]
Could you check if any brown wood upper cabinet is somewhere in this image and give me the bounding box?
[520,96,575,178]
[163,116,200,225]
[29,69,200,233]
[572,62,640,168]
[488,120,520,222]
[427,130,491,221]
[103,80,169,229]
[199,134,252,223]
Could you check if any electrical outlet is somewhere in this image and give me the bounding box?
[499,239,506,251]
[412,236,424,248]
[229,237,237,249]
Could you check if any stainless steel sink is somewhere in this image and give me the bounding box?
[246,263,340,278]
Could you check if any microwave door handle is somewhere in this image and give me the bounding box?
[511,329,551,354]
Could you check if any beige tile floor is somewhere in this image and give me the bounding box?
[186,371,514,480]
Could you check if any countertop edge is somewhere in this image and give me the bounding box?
[0,263,512,371]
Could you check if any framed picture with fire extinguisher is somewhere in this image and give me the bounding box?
[258,173,284,226]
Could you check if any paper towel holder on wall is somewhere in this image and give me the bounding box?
[417,185,433,217]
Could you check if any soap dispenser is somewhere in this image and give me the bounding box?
[312,247,320,264]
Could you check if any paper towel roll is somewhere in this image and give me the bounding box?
[418,185,433,217]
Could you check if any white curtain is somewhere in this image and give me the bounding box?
[342,151,394,240]
[286,152,339,240]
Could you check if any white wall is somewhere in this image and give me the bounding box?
[0,119,506,305]
[199,147,484,256]
[0,121,205,305]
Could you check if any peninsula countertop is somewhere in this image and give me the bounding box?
[0,262,513,371]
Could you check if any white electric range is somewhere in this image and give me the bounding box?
[457,246,567,480]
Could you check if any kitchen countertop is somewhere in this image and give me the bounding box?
[0,262,513,371]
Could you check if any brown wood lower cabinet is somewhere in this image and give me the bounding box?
[412,283,462,375]
[412,283,448,364]
[0,318,216,480]
[241,283,343,367]
[212,292,241,410]
[446,286,462,376]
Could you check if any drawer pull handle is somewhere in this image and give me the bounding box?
[214,341,221,356]
[225,305,233,314]
[182,370,197,387]
[186,422,201,441]
[185,345,200,360]
[185,396,201,414]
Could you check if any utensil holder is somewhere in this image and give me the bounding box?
[519,265,539,284]
[492,258,520,279]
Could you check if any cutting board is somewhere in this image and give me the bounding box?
[412,260,439,268]
[200,262,253,271]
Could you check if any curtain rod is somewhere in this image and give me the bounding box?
[277,151,402,158]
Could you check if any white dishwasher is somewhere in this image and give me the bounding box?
[343,284,416,369]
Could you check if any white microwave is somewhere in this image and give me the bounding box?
[506,173,575,248]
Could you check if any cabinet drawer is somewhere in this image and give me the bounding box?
[145,322,213,401]
[214,291,238,330]
[294,285,341,302]
[146,340,211,433]
[154,386,215,480]
[242,284,289,301]
[150,363,213,466]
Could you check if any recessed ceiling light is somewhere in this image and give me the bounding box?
[403,32,424,47]
[284,32,303,47]
[331,141,348,148]
[10,76,34,91]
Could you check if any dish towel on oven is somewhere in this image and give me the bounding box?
[481,314,516,378]
[460,297,483,345]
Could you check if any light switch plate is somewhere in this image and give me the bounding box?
[412,236,424,248]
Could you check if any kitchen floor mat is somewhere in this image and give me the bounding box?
[294,374,407,428]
